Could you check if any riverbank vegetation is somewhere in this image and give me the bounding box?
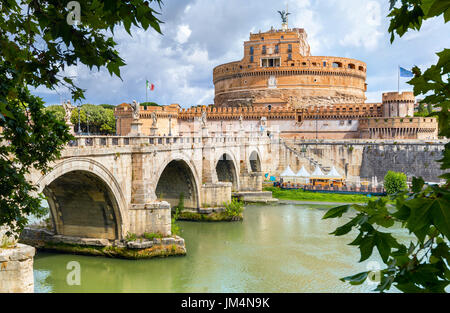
[264,186,376,203]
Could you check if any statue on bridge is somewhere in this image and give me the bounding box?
[131,100,140,120]
[62,100,75,124]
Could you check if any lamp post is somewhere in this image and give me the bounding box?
[77,105,81,135]
[86,112,90,136]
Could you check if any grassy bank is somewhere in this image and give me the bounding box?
[264,186,380,203]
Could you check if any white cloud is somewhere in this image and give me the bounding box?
[175,24,192,44]
[339,1,383,50]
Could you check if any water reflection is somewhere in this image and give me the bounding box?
[34,203,397,293]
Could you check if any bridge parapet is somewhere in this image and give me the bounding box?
[65,132,271,150]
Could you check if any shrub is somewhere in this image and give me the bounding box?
[143,232,163,240]
[384,171,407,195]
[223,199,244,217]
[125,232,137,242]
[171,217,181,236]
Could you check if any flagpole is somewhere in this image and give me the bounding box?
[398,65,400,93]
[146,78,148,103]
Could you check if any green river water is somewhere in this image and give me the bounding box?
[33,203,396,293]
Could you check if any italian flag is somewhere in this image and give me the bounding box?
[146,80,155,91]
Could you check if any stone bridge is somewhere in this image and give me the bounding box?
[28,131,277,242]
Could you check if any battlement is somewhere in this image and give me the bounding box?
[212,56,366,83]
[382,92,415,103]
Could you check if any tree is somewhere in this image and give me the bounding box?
[44,105,65,123]
[71,104,116,134]
[427,103,433,115]
[324,1,450,293]
[384,171,407,195]
[418,102,426,113]
[0,0,163,237]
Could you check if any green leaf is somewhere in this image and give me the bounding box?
[341,271,369,285]
[374,232,400,263]
[322,204,351,219]
[359,234,376,262]
[411,176,425,193]
[430,198,450,240]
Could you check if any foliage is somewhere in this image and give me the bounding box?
[264,186,376,203]
[141,102,160,107]
[0,1,163,237]
[171,217,181,236]
[223,198,244,218]
[125,232,137,242]
[174,193,185,213]
[44,105,65,122]
[70,103,116,134]
[325,0,450,293]
[143,232,163,240]
[418,102,426,114]
[384,171,408,195]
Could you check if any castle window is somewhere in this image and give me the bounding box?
[332,62,342,68]
[261,37,264,41]
[261,57,280,67]
[281,35,284,39]
[348,63,355,69]
[287,54,292,60]
[250,46,254,55]
[250,56,254,63]
[262,45,266,54]
[323,61,327,67]
[358,66,364,71]
[288,44,292,52]
[275,45,279,54]
[302,62,307,66]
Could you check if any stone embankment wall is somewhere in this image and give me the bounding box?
[281,140,446,183]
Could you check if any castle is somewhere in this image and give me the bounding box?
[115,25,438,140]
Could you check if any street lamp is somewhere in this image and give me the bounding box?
[77,105,81,135]
[86,112,90,136]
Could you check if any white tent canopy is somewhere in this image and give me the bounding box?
[296,166,310,178]
[326,166,342,179]
[311,166,325,177]
[280,165,296,178]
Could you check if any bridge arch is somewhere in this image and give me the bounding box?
[249,149,262,172]
[215,151,240,192]
[155,155,200,209]
[37,158,128,240]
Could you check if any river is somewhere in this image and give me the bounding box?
[33,203,396,293]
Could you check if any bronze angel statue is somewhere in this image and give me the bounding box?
[278,10,290,23]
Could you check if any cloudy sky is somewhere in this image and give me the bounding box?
[36,0,450,107]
